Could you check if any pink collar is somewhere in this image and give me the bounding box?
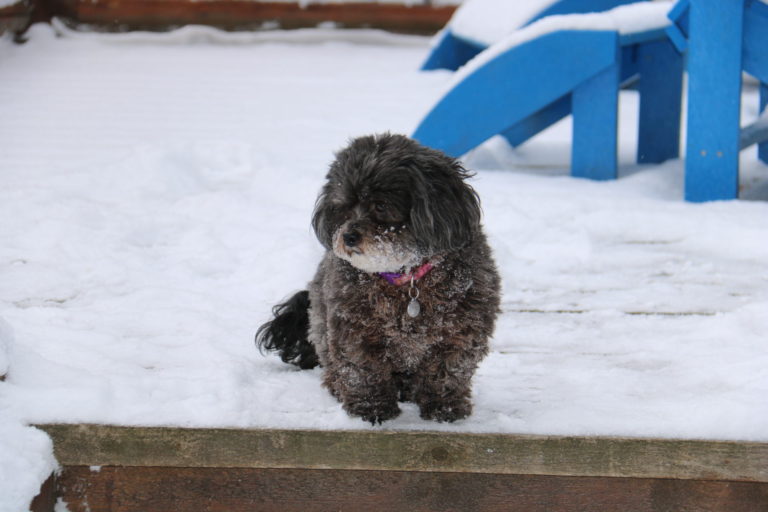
[379,262,434,286]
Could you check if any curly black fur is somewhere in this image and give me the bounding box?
[257,133,501,424]
[255,291,318,370]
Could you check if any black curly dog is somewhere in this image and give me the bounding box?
[257,133,501,424]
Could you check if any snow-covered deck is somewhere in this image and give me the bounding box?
[1,22,767,510]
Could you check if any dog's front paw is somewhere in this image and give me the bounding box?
[345,399,401,425]
[419,398,471,423]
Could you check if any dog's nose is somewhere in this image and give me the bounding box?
[343,231,361,247]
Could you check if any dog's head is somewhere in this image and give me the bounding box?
[311,133,481,273]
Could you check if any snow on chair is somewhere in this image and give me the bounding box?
[413,2,681,183]
[422,0,650,71]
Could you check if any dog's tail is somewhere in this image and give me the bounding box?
[255,290,319,370]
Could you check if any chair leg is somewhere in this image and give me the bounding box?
[760,82,768,165]
[684,0,745,201]
[637,39,684,164]
[572,60,620,181]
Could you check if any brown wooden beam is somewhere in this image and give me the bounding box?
[0,0,32,34]
[38,424,768,483]
[56,465,768,512]
[29,473,57,512]
[42,0,456,33]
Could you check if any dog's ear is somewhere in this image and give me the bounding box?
[310,135,373,250]
[409,153,482,254]
[311,186,335,250]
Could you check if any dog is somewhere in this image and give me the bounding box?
[256,133,501,424]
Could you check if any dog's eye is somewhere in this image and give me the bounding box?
[371,200,405,224]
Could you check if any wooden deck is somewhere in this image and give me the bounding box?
[33,424,768,511]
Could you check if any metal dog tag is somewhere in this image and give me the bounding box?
[407,298,421,318]
[407,277,421,318]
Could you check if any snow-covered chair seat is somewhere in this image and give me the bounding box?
[422,0,650,71]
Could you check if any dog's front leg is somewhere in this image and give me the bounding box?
[413,346,483,422]
[331,359,401,425]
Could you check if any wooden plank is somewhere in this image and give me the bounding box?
[29,473,57,512]
[0,0,32,35]
[38,424,768,483]
[47,0,455,33]
[57,465,768,512]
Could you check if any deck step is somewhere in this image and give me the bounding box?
[31,424,768,512]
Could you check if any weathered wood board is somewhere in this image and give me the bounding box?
[56,465,768,512]
[37,0,455,33]
[39,424,768,482]
[31,425,768,511]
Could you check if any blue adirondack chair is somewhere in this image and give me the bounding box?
[414,2,682,183]
[414,0,768,202]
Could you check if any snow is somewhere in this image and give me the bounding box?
[0,421,56,512]
[448,0,559,46]
[449,0,672,47]
[0,324,56,512]
[1,19,768,509]
[451,2,673,86]
[0,318,10,378]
